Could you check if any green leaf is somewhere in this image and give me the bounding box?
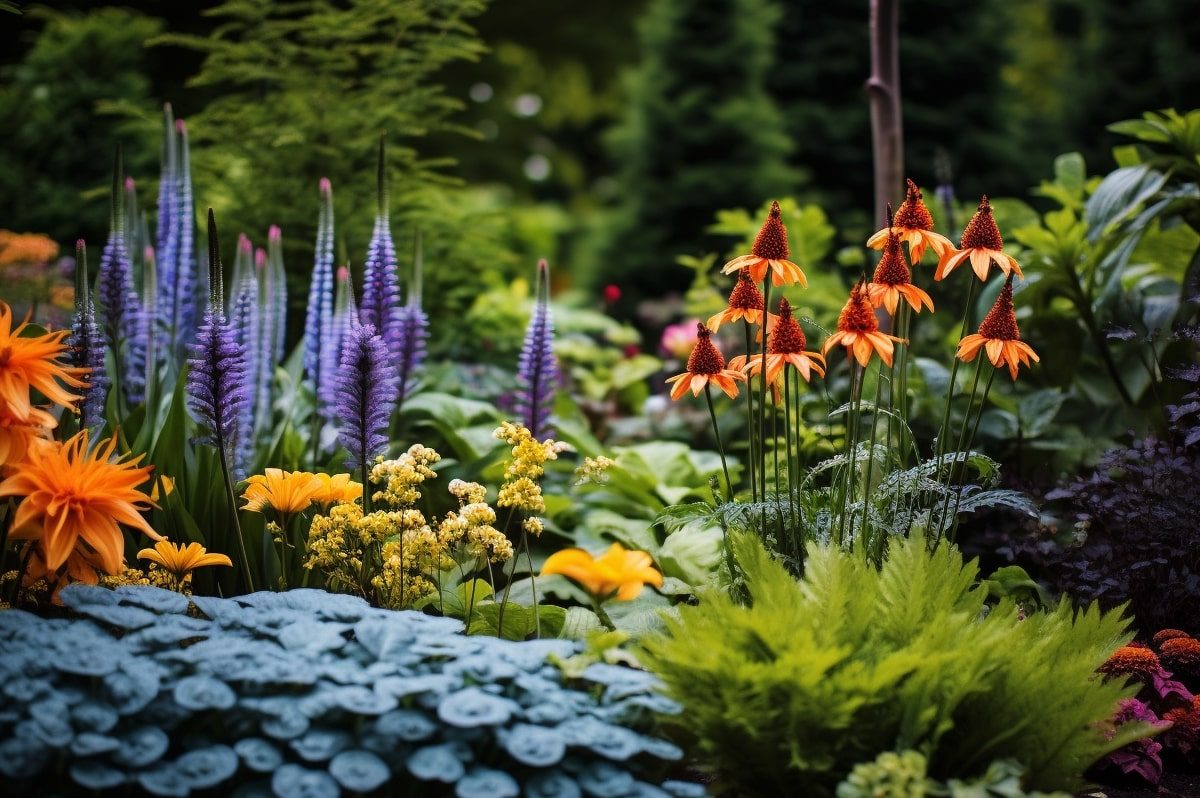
[1017,390,1065,439]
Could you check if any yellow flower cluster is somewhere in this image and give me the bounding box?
[438,479,513,563]
[574,455,616,485]
[372,528,443,610]
[493,422,566,527]
[370,445,441,508]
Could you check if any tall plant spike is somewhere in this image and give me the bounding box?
[229,242,260,475]
[361,134,402,351]
[155,103,180,351]
[96,143,146,408]
[173,118,198,354]
[303,178,336,401]
[335,320,398,474]
[69,239,109,430]
[322,264,359,415]
[516,259,557,440]
[394,229,428,409]
[253,246,276,435]
[267,225,287,365]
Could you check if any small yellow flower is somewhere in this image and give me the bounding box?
[541,542,664,601]
[241,469,323,516]
[150,475,175,503]
[137,540,233,579]
[312,473,363,507]
[574,456,616,486]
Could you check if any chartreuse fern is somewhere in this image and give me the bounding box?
[640,534,1150,797]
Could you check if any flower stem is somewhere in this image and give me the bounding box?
[948,365,997,541]
[759,280,771,532]
[936,356,984,540]
[217,448,255,593]
[592,600,616,631]
[862,361,885,560]
[742,320,757,502]
[837,363,863,547]
[931,277,977,516]
[704,384,733,502]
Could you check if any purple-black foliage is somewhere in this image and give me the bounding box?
[335,322,398,470]
[516,259,556,439]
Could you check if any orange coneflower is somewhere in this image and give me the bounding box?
[936,196,1022,282]
[823,281,905,368]
[956,276,1040,380]
[0,431,161,576]
[138,540,233,582]
[665,323,746,400]
[0,301,87,421]
[707,268,770,331]
[867,179,954,263]
[0,406,55,471]
[866,227,935,316]
[730,298,825,388]
[721,201,807,288]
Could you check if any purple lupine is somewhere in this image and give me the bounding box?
[96,146,147,407]
[69,240,109,430]
[188,209,250,476]
[141,244,158,394]
[335,320,398,470]
[267,225,287,364]
[252,247,275,433]
[360,136,402,350]
[516,259,557,439]
[229,244,260,475]
[394,231,429,408]
[321,265,359,415]
[173,118,199,352]
[155,105,180,351]
[303,179,335,402]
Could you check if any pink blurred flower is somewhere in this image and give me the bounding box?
[603,284,621,304]
[660,319,700,359]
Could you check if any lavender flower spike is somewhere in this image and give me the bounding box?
[394,230,429,408]
[188,209,250,477]
[253,246,275,434]
[516,259,557,440]
[69,240,109,430]
[336,321,398,471]
[303,178,335,400]
[361,135,402,350]
[154,104,179,346]
[229,244,260,475]
[321,264,359,415]
[96,144,147,407]
[267,225,287,364]
[173,118,199,353]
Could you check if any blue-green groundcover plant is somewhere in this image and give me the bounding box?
[0,585,702,797]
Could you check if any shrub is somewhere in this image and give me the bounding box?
[640,534,1149,796]
[0,584,698,796]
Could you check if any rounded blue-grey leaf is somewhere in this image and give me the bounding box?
[58,583,121,609]
[438,686,518,727]
[662,780,709,798]
[236,738,284,772]
[457,767,519,798]
[373,709,437,741]
[261,709,311,740]
[329,749,390,792]
[577,762,635,797]
[637,735,683,761]
[105,666,161,714]
[560,717,642,760]
[70,732,120,756]
[272,763,341,798]
[502,723,566,767]
[74,603,159,630]
[522,702,572,725]
[174,675,237,710]
[291,728,352,762]
[71,700,119,733]
[138,764,191,797]
[278,620,347,652]
[232,780,275,798]
[25,700,74,747]
[70,760,127,790]
[525,770,583,798]
[116,584,191,614]
[55,638,123,676]
[176,745,239,788]
[624,783,672,798]
[444,654,519,682]
[333,684,396,715]
[407,743,468,782]
[0,736,50,779]
[113,726,170,768]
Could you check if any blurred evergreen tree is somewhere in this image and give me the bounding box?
[591,0,798,310]
[0,8,162,244]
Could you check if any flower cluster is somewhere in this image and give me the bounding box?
[574,455,616,485]
[439,480,513,563]
[494,421,566,520]
[370,444,441,507]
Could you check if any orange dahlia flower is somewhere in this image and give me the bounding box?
[0,406,55,471]
[707,268,769,331]
[138,540,233,580]
[866,227,935,316]
[541,542,663,601]
[822,281,905,368]
[721,201,807,288]
[665,324,746,400]
[730,298,825,387]
[936,196,1022,282]
[866,179,954,263]
[1098,645,1161,679]
[0,301,87,421]
[956,276,1039,380]
[0,431,161,575]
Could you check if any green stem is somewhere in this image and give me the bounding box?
[759,280,771,533]
[217,448,254,593]
[592,600,616,631]
[837,364,863,547]
[949,366,997,541]
[862,362,885,561]
[742,320,758,503]
[783,369,797,548]
[704,384,733,502]
[937,357,984,540]
[523,533,540,639]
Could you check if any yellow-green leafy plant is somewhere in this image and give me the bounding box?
[640,534,1153,796]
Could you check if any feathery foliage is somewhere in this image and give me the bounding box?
[641,534,1150,796]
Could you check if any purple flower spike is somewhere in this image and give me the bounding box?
[321,265,359,415]
[173,118,199,352]
[267,225,287,364]
[361,136,402,350]
[69,239,109,430]
[303,179,336,403]
[516,259,557,439]
[335,321,398,470]
[394,231,428,407]
[96,146,146,407]
[229,257,260,474]
[188,210,250,476]
[154,104,179,347]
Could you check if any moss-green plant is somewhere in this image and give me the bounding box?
[640,533,1151,796]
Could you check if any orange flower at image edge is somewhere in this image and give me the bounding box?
[0,300,86,421]
[666,324,745,400]
[0,431,161,575]
[541,542,664,601]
